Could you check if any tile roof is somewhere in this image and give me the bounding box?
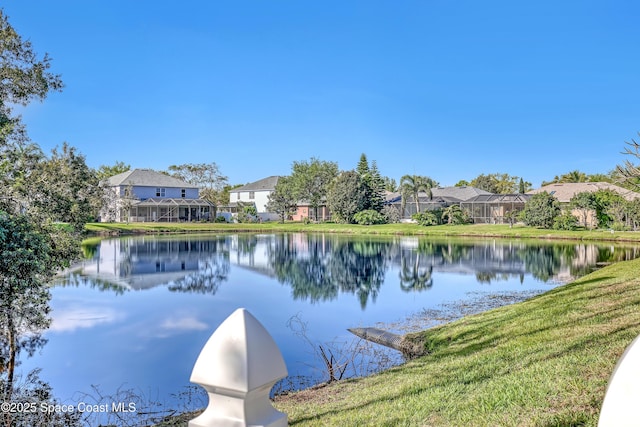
[527,182,640,203]
[230,176,281,192]
[107,169,198,188]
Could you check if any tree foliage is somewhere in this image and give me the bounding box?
[0,13,87,423]
[353,209,386,225]
[541,170,613,187]
[442,204,470,225]
[266,176,298,223]
[521,192,560,228]
[570,191,597,228]
[399,175,438,215]
[470,173,531,194]
[327,171,368,223]
[96,161,130,181]
[615,135,640,191]
[167,162,228,206]
[290,158,339,221]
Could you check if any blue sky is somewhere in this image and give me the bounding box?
[4,1,640,187]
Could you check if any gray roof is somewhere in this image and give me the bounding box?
[107,169,198,188]
[385,186,491,203]
[230,176,281,193]
[431,186,492,201]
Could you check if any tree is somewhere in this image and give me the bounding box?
[592,189,626,228]
[0,10,63,149]
[367,160,386,212]
[29,143,102,231]
[290,158,339,221]
[398,175,438,215]
[442,204,470,225]
[356,153,370,177]
[521,192,560,228]
[469,173,527,194]
[615,135,640,191]
[266,176,298,223]
[541,170,590,186]
[96,161,130,181]
[454,180,470,187]
[167,162,229,207]
[382,176,397,192]
[570,192,597,228]
[326,171,368,223]
[354,154,385,212]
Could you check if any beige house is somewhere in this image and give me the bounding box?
[527,182,640,228]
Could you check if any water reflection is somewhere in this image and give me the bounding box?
[70,234,640,306]
[268,235,391,309]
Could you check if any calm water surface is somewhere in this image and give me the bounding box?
[20,233,640,407]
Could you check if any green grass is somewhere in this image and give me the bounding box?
[272,258,640,426]
[85,221,640,242]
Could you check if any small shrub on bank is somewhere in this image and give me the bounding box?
[412,211,439,226]
[353,210,386,225]
[553,212,579,230]
[381,205,401,224]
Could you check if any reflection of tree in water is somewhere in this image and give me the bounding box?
[168,256,230,295]
[268,235,389,308]
[399,252,433,292]
[168,239,231,295]
[54,273,129,295]
[329,240,389,309]
[519,246,563,282]
[269,234,338,303]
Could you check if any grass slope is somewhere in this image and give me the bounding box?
[273,258,640,426]
[86,222,640,242]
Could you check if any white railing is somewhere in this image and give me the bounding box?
[189,308,288,427]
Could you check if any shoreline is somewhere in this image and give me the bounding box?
[85,222,640,244]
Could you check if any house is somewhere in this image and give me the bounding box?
[101,169,213,222]
[527,182,640,227]
[227,176,281,221]
[527,182,640,203]
[385,186,492,219]
[291,201,332,222]
[460,193,531,224]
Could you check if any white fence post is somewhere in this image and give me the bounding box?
[189,308,288,427]
[599,334,640,426]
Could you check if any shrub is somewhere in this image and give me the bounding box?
[381,205,401,224]
[552,211,579,230]
[214,215,227,223]
[412,211,438,226]
[353,210,386,225]
[522,192,560,228]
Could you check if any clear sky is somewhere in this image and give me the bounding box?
[3,1,640,187]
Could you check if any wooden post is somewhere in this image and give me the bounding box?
[599,334,640,426]
[189,308,288,427]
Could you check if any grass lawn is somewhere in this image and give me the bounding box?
[271,257,640,426]
[85,221,640,243]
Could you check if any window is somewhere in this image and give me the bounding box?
[237,193,240,200]
[249,191,255,199]
[156,188,166,197]
[181,188,186,198]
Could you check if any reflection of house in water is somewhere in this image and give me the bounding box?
[393,238,605,284]
[77,238,229,290]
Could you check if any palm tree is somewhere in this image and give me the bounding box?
[398,175,438,216]
[559,170,589,183]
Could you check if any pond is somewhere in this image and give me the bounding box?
[17,233,640,418]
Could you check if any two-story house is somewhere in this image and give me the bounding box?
[101,168,214,222]
[227,176,281,220]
